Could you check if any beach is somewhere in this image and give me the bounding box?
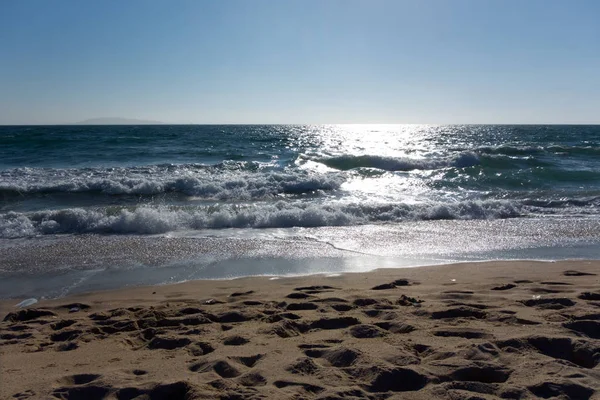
[2,125,600,399]
[2,260,599,399]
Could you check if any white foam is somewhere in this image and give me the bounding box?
[0,164,345,199]
[0,199,522,238]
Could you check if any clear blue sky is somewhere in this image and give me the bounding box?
[1,0,599,124]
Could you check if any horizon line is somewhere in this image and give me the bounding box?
[2,122,600,126]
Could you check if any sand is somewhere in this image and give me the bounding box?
[1,260,600,400]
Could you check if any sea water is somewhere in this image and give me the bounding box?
[2,124,599,298]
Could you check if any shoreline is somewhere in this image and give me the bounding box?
[0,257,595,304]
[2,259,600,399]
[3,218,600,299]
[1,259,598,315]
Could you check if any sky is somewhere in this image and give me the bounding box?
[0,0,599,124]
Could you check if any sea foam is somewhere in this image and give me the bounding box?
[0,200,522,238]
[0,164,344,199]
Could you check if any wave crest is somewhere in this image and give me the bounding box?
[316,153,480,172]
[0,165,344,199]
[0,200,521,238]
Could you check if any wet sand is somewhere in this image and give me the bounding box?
[1,260,600,399]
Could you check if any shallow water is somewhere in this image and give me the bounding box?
[2,217,600,298]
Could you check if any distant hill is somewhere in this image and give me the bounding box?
[75,117,164,125]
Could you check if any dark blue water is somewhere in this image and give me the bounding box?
[1,124,600,238]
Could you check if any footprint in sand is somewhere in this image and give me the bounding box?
[187,341,215,356]
[223,335,249,346]
[0,332,32,340]
[115,381,196,400]
[273,380,324,394]
[287,357,320,375]
[430,306,488,320]
[564,270,597,277]
[263,312,302,323]
[520,298,576,309]
[310,316,360,330]
[3,309,57,323]
[189,359,241,378]
[497,336,600,369]
[50,320,76,331]
[50,329,82,342]
[294,285,340,294]
[446,364,512,384]
[492,283,516,291]
[331,304,354,312]
[563,320,600,339]
[237,371,267,387]
[231,354,264,368]
[349,324,388,338]
[371,279,413,290]
[374,321,415,334]
[267,320,309,338]
[366,367,429,392]
[229,290,255,297]
[58,373,101,385]
[52,385,110,400]
[286,302,319,311]
[147,336,191,350]
[363,309,398,319]
[353,298,380,307]
[216,311,255,323]
[303,346,362,367]
[313,297,349,304]
[432,328,491,339]
[529,381,595,399]
[241,300,263,306]
[579,292,600,300]
[132,369,147,376]
[286,292,313,299]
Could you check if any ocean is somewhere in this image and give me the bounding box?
[2,124,600,298]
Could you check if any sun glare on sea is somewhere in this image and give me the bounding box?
[289,124,442,204]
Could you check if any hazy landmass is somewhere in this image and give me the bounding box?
[75,117,164,125]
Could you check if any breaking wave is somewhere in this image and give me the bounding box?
[0,164,344,199]
[1,200,522,238]
[316,152,480,172]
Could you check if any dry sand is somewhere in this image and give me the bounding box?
[1,260,600,400]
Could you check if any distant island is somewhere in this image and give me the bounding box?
[75,117,164,125]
